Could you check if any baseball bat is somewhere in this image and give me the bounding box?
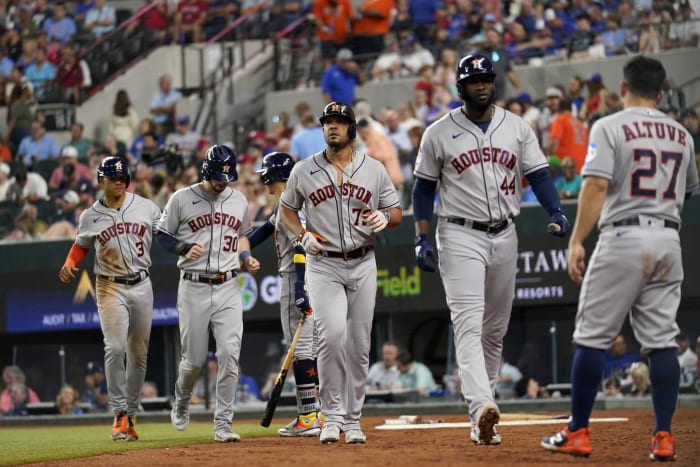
[547,223,561,234]
[260,313,307,427]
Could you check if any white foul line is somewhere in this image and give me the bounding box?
[375,417,629,430]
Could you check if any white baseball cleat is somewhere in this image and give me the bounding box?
[471,425,502,445]
[170,400,190,431]
[320,424,341,444]
[345,429,367,444]
[475,403,501,445]
[214,427,241,443]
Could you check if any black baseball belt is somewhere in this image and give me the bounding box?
[445,217,510,235]
[611,216,680,231]
[98,271,149,285]
[324,246,374,261]
[183,270,238,284]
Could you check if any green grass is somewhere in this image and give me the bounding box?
[0,421,279,466]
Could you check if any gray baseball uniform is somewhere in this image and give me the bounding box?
[573,107,699,351]
[414,106,547,422]
[280,150,399,431]
[157,182,252,432]
[75,192,161,416]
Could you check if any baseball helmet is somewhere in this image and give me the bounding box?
[455,54,496,99]
[202,144,238,182]
[256,152,294,185]
[97,156,130,185]
[319,101,357,139]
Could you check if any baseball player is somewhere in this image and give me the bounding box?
[541,56,698,461]
[248,152,321,437]
[156,145,261,443]
[59,156,161,441]
[412,54,569,445]
[279,102,402,444]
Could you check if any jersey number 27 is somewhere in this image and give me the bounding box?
[631,149,682,200]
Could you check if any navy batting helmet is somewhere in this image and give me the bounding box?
[97,156,130,185]
[455,54,496,99]
[202,144,237,182]
[319,101,357,139]
[256,152,294,185]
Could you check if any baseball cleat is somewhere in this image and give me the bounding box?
[214,427,241,443]
[649,431,677,461]
[345,429,367,444]
[170,400,190,431]
[111,411,128,440]
[319,424,341,444]
[541,426,592,457]
[126,416,139,441]
[475,403,500,445]
[278,413,322,437]
[471,425,501,445]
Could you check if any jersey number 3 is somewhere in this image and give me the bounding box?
[631,149,682,199]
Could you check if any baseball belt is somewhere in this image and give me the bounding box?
[182,270,238,284]
[446,217,510,235]
[324,245,374,260]
[98,271,149,285]
[612,216,680,231]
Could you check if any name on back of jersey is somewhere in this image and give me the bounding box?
[622,120,688,145]
[451,146,517,174]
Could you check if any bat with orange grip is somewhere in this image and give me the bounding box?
[260,313,308,427]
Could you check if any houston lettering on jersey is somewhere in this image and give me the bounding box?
[97,222,148,245]
[450,147,517,174]
[622,121,687,145]
[308,183,373,206]
[187,212,243,233]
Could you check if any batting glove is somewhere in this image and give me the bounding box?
[294,280,311,316]
[363,209,389,232]
[548,209,570,237]
[414,234,438,272]
[300,231,327,255]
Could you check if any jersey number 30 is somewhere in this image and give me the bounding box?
[631,149,682,199]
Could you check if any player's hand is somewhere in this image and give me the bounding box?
[59,264,78,283]
[548,209,570,237]
[244,256,261,274]
[362,209,389,233]
[567,241,586,284]
[185,242,205,260]
[294,279,311,316]
[414,234,438,272]
[301,231,327,255]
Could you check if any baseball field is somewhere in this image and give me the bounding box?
[2,408,699,466]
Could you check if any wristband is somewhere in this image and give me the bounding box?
[383,209,391,225]
[240,251,251,262]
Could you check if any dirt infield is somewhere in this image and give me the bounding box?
[33,408,699,466]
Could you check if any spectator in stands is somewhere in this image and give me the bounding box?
[668,1,700,48]
[268,0,306,33]
[108,89,139,147]
[356,118,403,190]
[548,97,588,173]
[17,4,39,40]
[290,112,325,161]
[395,351,437,396]
[127,0,172,41]
[496,356,523,399]
[408,0,443,44]
[350,0,393,59]
[174,0,208,44]
[31,0,54,29]
[567,75,585,117]
[0,46,15,100]
[5,83,33,147]
[413,64,434,107]
[16,37,37,73]
[579,72,608,123]
[320,48,364,104]
[149,74,182,137]
[48,146,92,194]
[555,156,582,200]
[432,47,457,97]
[680,109,700,154]
[477,29,522,103]
[353,99,385,134]
[515,375,550,399]
[5,27,23,63]
[399,34,435,77]
[389,0,412,35]
[384,109,413,204]
[43,1,76,44]
[626,361,651,396]
[567,12,598,61]
[64,122,92,162]
[505,97,524,116]
[141,381,159,399]
[165,115,200,157]
[24,47,55,100]
[149,170,171,209]
[600,12,627,56]
[42,189,81,239]
[191,352,218,405]
[310,0,353,70]
[3,383,29,415]
[1,366,40,414]
[371,33,401,82]
[537,86,563,150]
[677,331,698,393]
[84,0,116,38]
[55,384,84,415]
[0,162,11,201]
[203,0,239,40]
[516,92,539,133]
[603,376,623,398]
[56,44,84,104]
[636,10,660,53]
[74,0,96,27]
[367,342,400,390]
[604,334,644,392]
[80,361,109,412]
[291,100,312,133]
[5,167,49,203]
[17,120,60,168]
[425,82,460,125]
[412,86,430,122]
[398,100,423,132]
[129,118,161,161]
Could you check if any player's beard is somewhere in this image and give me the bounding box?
[327,135,350,151]
[464,88,495,115]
